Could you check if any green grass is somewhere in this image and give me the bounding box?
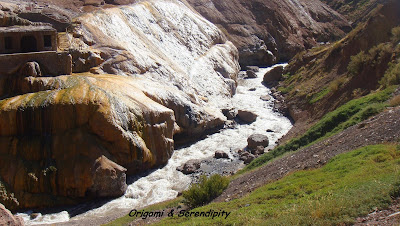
[156,144,400,225]
[309,88,330,104]
[241,86,396,173]
[104,197,184,226]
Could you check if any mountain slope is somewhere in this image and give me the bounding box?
[186,0,351,66]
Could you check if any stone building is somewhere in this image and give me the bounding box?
[0,25,57,54]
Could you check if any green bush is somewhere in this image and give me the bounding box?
[380,60,400,88]
[347,51,368,76]
[183,174,229,208]
[391,26,400,43]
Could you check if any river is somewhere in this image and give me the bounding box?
[18,64,293,225]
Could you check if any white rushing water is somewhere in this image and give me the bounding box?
[18,65,292,225]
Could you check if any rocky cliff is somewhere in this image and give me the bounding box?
[186,0,351,66]
[0,0,239,211]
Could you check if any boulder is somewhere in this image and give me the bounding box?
[237,110,258,123]
[18,61,42,77]
[245,66,260,72]
[0,204,24,226]
[247,134,269,150]
[246,70,257,78]
[176,160,201,174]
[263,65,284,84]
[260,95,271,101]
[239,152,255,164]
[89,156,127,197]
[222,108,237,120]
[214,151,229,159]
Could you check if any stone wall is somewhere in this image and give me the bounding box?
[0,51,72,76]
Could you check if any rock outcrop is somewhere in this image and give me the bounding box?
[186,0,351,66]
[0,0,240,211]
[0,74,175,210]
[0,204,24,226]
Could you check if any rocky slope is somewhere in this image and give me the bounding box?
[186,0,351,66]
[320,0,388,24]
[0,0,239,211]
[275,0,400,140]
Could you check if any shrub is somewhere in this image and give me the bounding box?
[380,60,400,88]
[389,95,400,107]
[183,174,229,208]
[347,51,368,76]
[391,26,400,43]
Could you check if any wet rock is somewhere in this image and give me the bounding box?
[247,134,269,150]
[260,95,271,101]
[0,204,24,226]
[222,108,237,120]
[30,213,39,220]
[250,146,265,155]
[177,160,201,174]
[245,66,259,72]
[18,61,42,77]
[263,65,284,84]
[237,110,258,123]
[248,88,256,91]
[239,152,255,164]
[215,151,229,159]
[266,129,274,132]
[246,70,257,78]
[89,156,127,197]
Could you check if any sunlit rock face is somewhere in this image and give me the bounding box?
[0,0,239,210]
[74,0,240,139]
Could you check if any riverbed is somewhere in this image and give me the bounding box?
[18,65,293,225]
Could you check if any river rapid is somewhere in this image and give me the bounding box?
[18,65,292,225]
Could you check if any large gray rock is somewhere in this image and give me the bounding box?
[215,151,229,159]
[176,160,201,174]
[237,110,258,123]
[247,134,269,150]
[246,70,257,78]
[263,65,284,84]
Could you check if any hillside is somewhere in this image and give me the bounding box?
[186,0,351,66]
[277,0,400,141]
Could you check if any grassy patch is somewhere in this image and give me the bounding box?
[242,86,395,173]
[183,174,229,208]
[157,144,400,225]
[105,197,184,226]
[309,87,330,104]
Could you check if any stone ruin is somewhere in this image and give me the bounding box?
[0,25,72,76]
[0,25,57,53]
